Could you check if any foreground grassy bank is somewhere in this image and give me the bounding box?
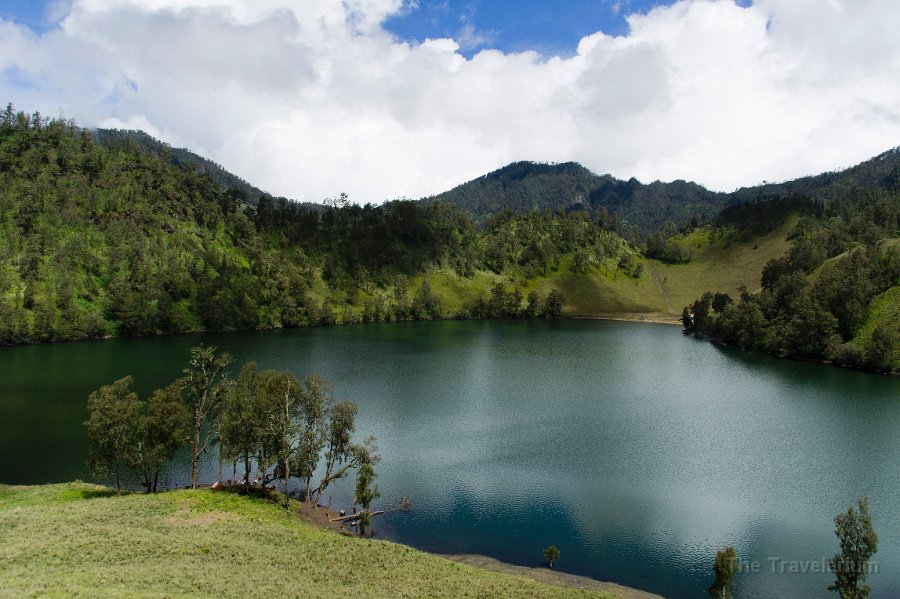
[0,483,636,598]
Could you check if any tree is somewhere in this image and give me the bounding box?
[542,290,564,318]
[314,400,358,505]
[708,546,738,598]
[295,374,331,503]
[829,497,878,599]
[354,452,381,536]
[219,362,262,494]
[258,370,303,509]
[84,377,141,493]
[864,324,896,373]
[543,545,560,569]
[182,344,233,488]
[132,383,189,493]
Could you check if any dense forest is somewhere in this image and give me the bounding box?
[0,107,643,345]
[93,129,275,207]
[683,195,900,374]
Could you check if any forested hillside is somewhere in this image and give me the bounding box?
[423,161,727,235]
[0,108,652,345]
[683,196,900,374]
[94,129,275,207]
[425,149,900,236]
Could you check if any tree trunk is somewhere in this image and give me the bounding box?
[305,474,313,505]
[244,453,251,495]
[115,460,121,494]
[191,423,200,489]
[153,470,159,494]
[283,457,290,510]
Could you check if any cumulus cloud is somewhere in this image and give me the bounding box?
[1,0,899,203]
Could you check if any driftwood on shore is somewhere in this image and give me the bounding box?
[329,510,385,523]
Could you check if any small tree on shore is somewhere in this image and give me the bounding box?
[543,545,560,569]
[294,375,331,503]
[84,376,141,493]
[708,546,738,599]
[313,400,358,505]
[182,344,233,488]
[829,497,878,599]
[219,362,262,494]
[258,370,303,510]
[353,438,381,536]
[131,383,189,493]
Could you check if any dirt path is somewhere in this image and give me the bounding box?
[645,260,673,314]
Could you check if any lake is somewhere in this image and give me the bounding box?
[1,319,898,598]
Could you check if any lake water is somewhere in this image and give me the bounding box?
[1,320,898,598]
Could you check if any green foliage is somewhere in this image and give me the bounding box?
[182,344,234,488]
[83,376,141,492]
[354,439,382,537]
[132,383,189,493]
[683,194,900,373]
[543,545,560,569]
[829,497,878,599]
[0,108,656,344]
[708,546,738,599]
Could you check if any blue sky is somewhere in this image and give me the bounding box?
[384,1,680,56]
[0,0,59,32]
[0,0,742,54]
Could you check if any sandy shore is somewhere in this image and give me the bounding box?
[568,313,681,326]
[443,553,665,599]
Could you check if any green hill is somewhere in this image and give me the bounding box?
[424,148,900,235]
[94,128,275,206]
[423,161,727,234]
[0,483,630,599]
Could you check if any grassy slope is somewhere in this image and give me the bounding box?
[0,483,618,599]
[531,216,799,321]
[388,216,798,325]
[655,216,799,311]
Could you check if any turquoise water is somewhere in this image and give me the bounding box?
[1,320,898,598]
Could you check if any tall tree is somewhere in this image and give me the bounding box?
[829,497,878,599]
[182,344,233,488]
[219,362,261,494]
[295,375,331,503]
[131,383,189,493]
[84,376,141,493]
[708,546,738,599]
[314,400,358,505]
[258,370,303,509]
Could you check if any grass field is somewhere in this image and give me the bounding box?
[0,483,625,599]
[533,216,799,320]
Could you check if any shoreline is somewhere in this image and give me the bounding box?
[442,553,665,599]
[0,312,682,349]
[567,313,681,326]
[217,486,666,599]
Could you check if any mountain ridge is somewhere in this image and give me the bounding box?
[424,148,900,234]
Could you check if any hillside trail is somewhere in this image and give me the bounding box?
[646,260,673,314]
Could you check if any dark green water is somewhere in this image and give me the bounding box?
[1,320,898,598]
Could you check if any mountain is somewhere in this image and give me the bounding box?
[422,161,726,234]
[424,149,900,235]
[93,128,275,206]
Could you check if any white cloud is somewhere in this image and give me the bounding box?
[1,0,899,203]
